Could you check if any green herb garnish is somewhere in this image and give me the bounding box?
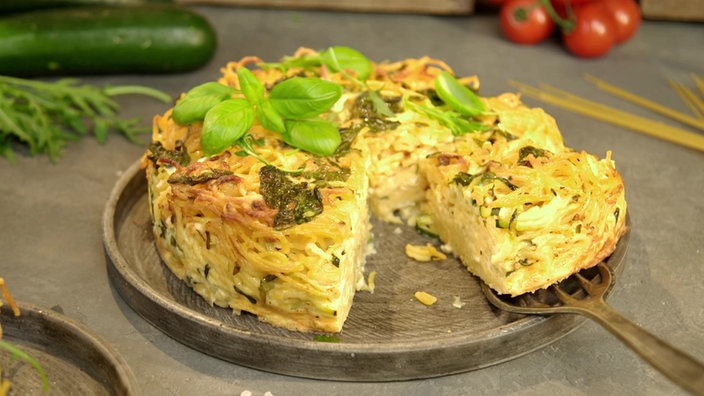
[268,46,394,118]
[259,165,324,229]
[404,97,489,136]
[453,170,518,191]
[0,340,50,393]
[172,67,343,157]
[435,71,485,117]
[403,71,489,136]
[313,334,341,343]
[0,75,171,163]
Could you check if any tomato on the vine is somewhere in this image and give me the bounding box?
[500,0,556,45]
[549,0,594,19]
[562,2,617,58]
[603,0,641,43]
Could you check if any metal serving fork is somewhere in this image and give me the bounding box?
[481,262,704,395]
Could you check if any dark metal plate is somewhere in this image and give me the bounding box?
[102,160,630,381]
[0,301,139,395]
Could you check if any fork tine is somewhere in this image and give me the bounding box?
[523,293,551,308]
[551,284,576,304]
[597,262,613,286]
[575,272,601,296]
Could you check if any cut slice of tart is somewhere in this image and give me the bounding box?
[419,101,628,296]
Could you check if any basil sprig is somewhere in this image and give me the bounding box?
[404,71,488,136]
[172,67,343,157]
[269,46,372,81]
[267,46,393,117]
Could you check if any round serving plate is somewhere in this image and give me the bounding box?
[0,301,139,395]
[102,160,630,381]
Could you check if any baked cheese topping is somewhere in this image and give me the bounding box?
[143,48,627,332]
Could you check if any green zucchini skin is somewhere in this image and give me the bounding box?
[0,5,217,76]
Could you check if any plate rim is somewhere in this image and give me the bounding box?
[102,159,630,381]
[0,300,140,395]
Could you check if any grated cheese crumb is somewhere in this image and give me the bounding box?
[405,243,447,262]
[367,271,376,293]
[414,291,437,306]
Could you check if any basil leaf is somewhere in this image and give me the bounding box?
[237,67,266,104]
[435,71,485,117]
[172,82,235,125]
[257,99,286,133]
[320,46,373,81]
[283,119,341,156]
[201,98,255,156]
[270,78,342,119]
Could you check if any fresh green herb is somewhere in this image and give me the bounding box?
[322,47,394,117]
[172,82,236,125]
[234,134,270,164]
[283,119,341,158]
[403,71,490,136]
[319,46,373,80]
[0,75,171,163]
[201,98,255,155]
[172,67,343,157]
[0,340,50,393]
[404,95,489,136]
[268,46,372,81]
[267,46,394,118]
[270,77,342,119]
[313,334,341,343]
[435,71,485,117]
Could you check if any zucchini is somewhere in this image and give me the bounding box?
[0,5,217,76]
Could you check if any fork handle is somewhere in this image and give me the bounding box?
[584,302,704,395]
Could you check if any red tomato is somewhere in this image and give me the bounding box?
[500,0,556,45]
[603,0,641,43]
[562,2,617,58]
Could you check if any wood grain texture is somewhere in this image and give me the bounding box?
[178,0,476,15]
[640,0,704,21]
[102,160,629,381]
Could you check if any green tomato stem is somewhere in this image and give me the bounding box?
[538,0,575,33]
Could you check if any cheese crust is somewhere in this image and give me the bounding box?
[143,49,627,332]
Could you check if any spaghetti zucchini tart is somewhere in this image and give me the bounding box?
[142,47,627,333]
